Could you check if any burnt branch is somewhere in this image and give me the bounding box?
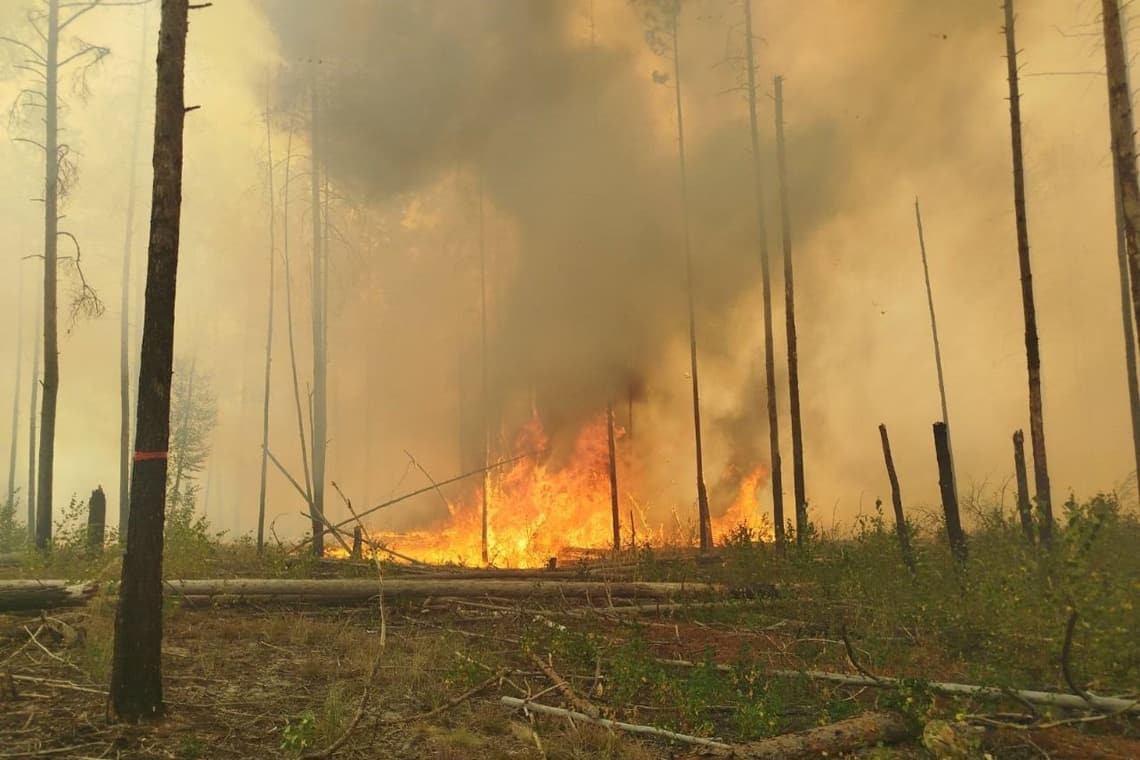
[57,230,105,326]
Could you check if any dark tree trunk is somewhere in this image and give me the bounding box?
[256,90,276,553]
[742,0,784,549]
[607,401,620,552]
[26,285,41,542]
[877,424,914,573]
[914,199,958,498]
[119,14,148,542]
[933,422,967,563]
[87,485,106,549]
[109,0,190,721]
[351,525,362,560]
[774,76,806,543]
[1012,429,1035,544]
[309,79,326,557]
[670,10,712,550]
[1003,0,1052,543]
[1103,0,1140,500]
[7,273,23,512]
[35,0,60,550]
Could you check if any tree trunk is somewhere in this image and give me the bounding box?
[87,485,106,550]
[35,0,60,550]
[281,124,313,511]
[479,175,490,565]
[734,711,913,759]
[7,272,23,512]
[742,0,785,550]
[774,76,806,544]
[671,10,712,551]
[26,283,41,543]
[1103,0,1140,501]
[256,89,276,553]
[309,79,326,557]
[1003,0,1052,543]
[878,424,914,573]
[1012,429,1035,544]
[933,422,967,563]
[119,14,148,542]
[109,0,190,721]
[914,198,958,497]
[607,401,620,552]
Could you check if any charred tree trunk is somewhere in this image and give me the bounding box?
[670,10,712,551]
[1003,0,1052,543]
[119,14,148,542]
[933,422,967,563]
[7,273,23,513]
[1012,429,1035,544]
[914,199,959,499]
[26,284,41,542]
[774,76,806,543]
[256,90,276,553]
[742,0,784,549]
[309,79,327,557]
[87,485,106,550]
[479,176,490,565]
[877,424,914,573]
[109,0,191,721]
[35,0,60,550]
[1103,0,1140,499]
[607,401,620,553]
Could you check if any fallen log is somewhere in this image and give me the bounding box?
[732,711,913,759]
[0,578,716,612]
[659,659,1140,715]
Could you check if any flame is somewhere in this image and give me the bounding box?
[325,414,774,567]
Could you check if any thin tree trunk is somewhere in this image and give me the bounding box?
[87,485,106,550]
[670,10,712,551]
[1012,429,1035,544]
[1003,0,1052,543]
[933,422,967,563]
[309,79,326,557]
[256,87,276,553]
[7,272,23,512]
[774,76,806,542]
[281,124,313,512]
[914,199,959,499]
[479,175,490,565]
[109,0,191,720]
[1103,0,1140,500]
[119,13,148,542]
[26,284,41,542]
[877,424,914,573]
[742,0,784,549]
[35,0,60,550]
[607,401,620,553]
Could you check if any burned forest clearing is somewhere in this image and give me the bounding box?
[3,0,1140,757]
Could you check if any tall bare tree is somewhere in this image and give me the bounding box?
[256,89,277,553]
[26,287,41,542]
[119,11,149,540]
[741,0,784,548]
[109,0,192,720]
[1003,0,1052,542]
[774,76,808,541]
[309,78,327,557]
[1103,0,1140,497]
[6,272,24,514]
[479,175,490,565]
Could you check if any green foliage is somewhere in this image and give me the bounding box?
[0,492,24,552]
[280,710,317,754]
[166,359,217,515]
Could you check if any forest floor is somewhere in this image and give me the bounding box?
[2,495,1140,758]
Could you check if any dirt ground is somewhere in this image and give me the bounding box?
[3,589,1139,760]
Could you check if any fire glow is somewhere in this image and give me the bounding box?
[346,414,773,568]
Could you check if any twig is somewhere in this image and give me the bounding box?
[529,652,599,718]
[9,674,107,695]
[0,743,103,758]
[384,669,510,725]
[1061,609,1094,707]
[500,697,732,750]
[840,624,881,684]
[299,647,382,759]
[403,449,450,510]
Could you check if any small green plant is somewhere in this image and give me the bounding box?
[280,710,317,754]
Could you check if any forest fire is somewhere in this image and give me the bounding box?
[338,415,774,567]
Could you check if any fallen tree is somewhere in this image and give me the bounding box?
[500,697,912,758]
[0,578,717,612]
